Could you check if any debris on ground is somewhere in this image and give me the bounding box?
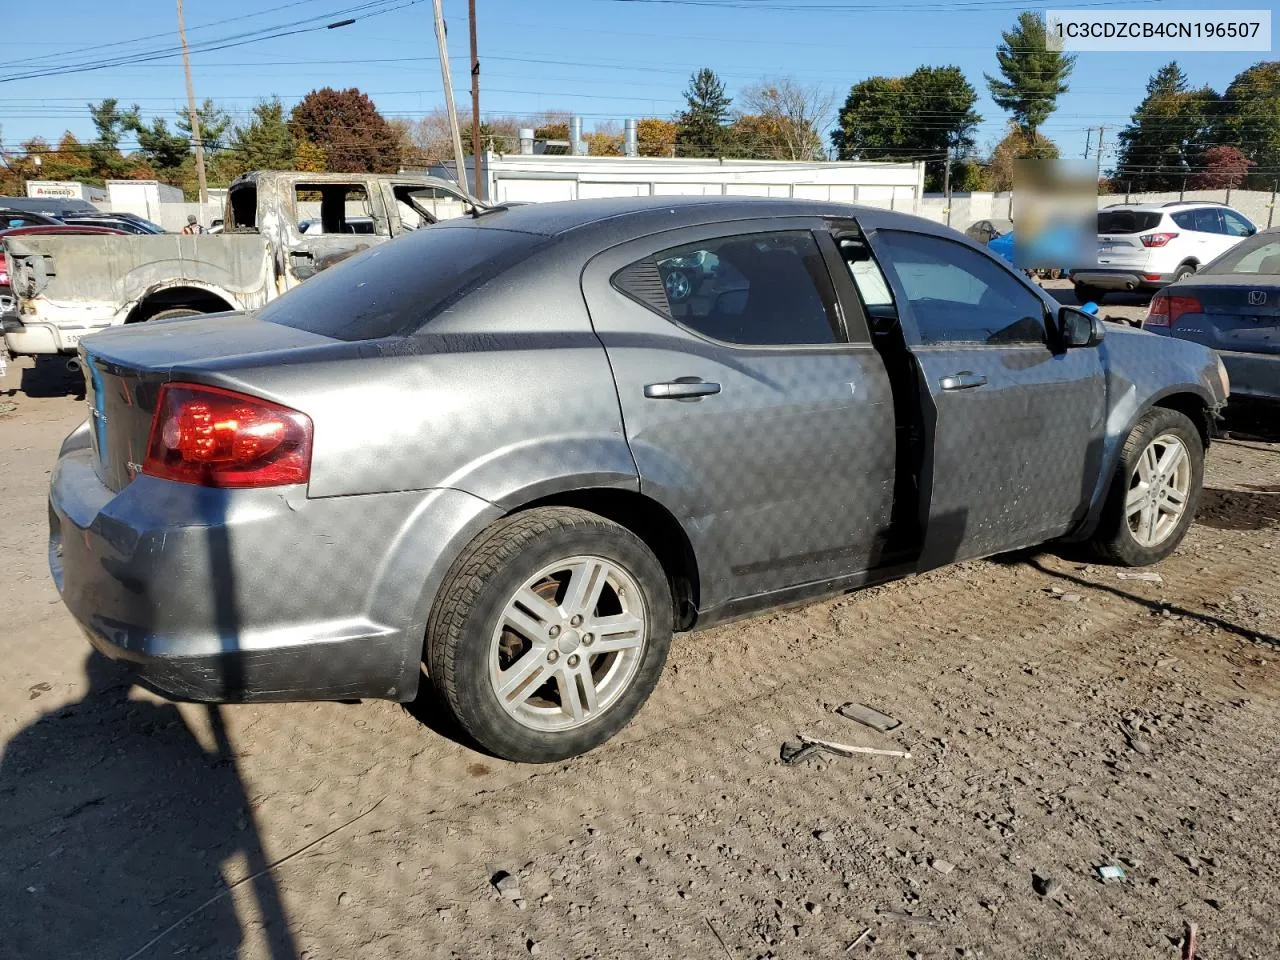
[797,734,911,759]
[845,928,872,952]
[835,701,902,732]
[1182,921,1198,960]
[1117,571,1164,583]
[493,871,521,899]
[1097,865,1126,880]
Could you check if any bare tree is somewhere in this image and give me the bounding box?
[740,78,836,160]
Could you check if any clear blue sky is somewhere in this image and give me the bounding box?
[0,0,1269,167]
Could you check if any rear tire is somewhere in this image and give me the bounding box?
[1074,282,1105,306]
[144,308,203,322]
[426,507,673,763]
[1090,408,1204,566]
[1172,263,1196,283]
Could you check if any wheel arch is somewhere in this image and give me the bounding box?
[1068,385,1212,542]
[504,488,701,632]
[124,283,238,323]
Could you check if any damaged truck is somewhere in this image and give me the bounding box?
[2,171,477,359]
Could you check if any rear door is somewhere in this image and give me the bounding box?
[581,220,898,609]
[863,226,1107,567]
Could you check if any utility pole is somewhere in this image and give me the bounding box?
[942,145,953,227]
[432,0,470,197]
[176,0,207,206]
[1094,126,1105,188]
[468,0,484,201]
[1082,127,1092,160]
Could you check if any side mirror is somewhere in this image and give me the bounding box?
[1059,305,1105,348]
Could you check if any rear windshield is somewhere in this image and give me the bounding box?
[260,225,545,341]
[1097,210,1162,234]
[1200,235,1280,276]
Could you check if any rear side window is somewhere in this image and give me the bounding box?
[261,225,544,341]
[1194,208,1224,233]
[1097,210,1162,234]
[613,231,841,346]
[1201,237,1280,276]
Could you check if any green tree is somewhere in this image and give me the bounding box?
[676,68,733,158]
[126,113,191,175]
[87,98,132,180]
[985,11,1075,139]
[289,87,401,173]
[833,66,981,191]
[986,125,1060,191]
[224,98,298,178]
[1217,61,1280,189]
[176,98,232,153]
[1115,63,1220,191]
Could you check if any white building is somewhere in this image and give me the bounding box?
[481,154,925,212]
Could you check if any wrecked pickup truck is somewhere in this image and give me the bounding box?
[2,171,476,357]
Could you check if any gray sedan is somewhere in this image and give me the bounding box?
[50,197,1229,762]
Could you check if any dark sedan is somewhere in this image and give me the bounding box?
[50,197,1228,762]
[1143,228,1280,402]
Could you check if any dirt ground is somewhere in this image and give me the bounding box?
[2,291,1278,960]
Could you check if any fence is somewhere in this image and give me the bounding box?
[917,188,1279,232]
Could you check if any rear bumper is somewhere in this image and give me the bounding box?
[49,424,501,703]
[3,318,74,355]
[1219,349,1280,402]
[1070,269,1173,291]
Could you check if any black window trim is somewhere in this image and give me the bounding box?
[607,221,864,352]
[867,226,1055,349]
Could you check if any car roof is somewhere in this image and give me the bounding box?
[0,224,126,236]
[455,195,945,240]
[1102,201,1229,212]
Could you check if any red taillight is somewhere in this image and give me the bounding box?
[1140,232,1178,248]
[143,383,312,488]
[1145,293,1202,328]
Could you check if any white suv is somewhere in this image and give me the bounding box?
[1071,201,1257,304]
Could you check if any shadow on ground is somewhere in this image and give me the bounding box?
[0,653,296,959]
[14,357,85,399]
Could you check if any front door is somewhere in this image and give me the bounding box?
[283,180,390,288]
[581,221,898,611]
[862,227,1107,568]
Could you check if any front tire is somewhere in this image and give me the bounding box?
[426,507,673,763]
[1090,408,1204,566]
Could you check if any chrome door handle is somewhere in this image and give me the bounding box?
[644,378,722,400]
[939,372,988,391]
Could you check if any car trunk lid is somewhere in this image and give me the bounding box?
[80,313,337,492]
[1095,210,1161,269]
[1165,278,1280,354]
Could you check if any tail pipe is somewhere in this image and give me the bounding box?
[65,357,81,373]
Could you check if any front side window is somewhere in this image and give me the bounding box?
[1221,209,1254,237]
[293,183,380,236]
[873,230,1047,345]
[614,231,841,346]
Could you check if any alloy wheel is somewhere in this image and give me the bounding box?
[489,555,648,732]
[1125,433,1192,547]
